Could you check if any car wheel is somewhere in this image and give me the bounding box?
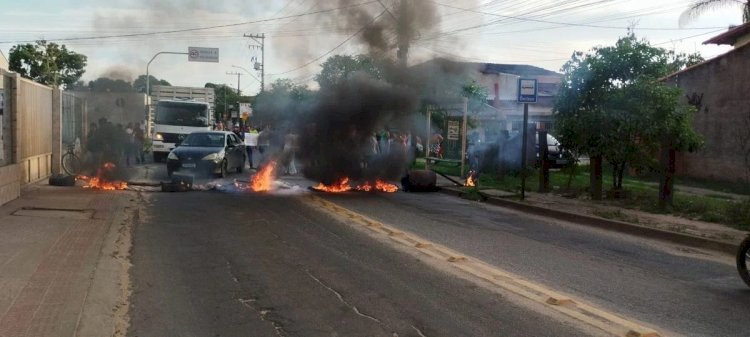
[153,152,164,163]
[217,159,228,178]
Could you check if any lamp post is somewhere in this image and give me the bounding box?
[144,51,187,135]
[146,51,188,96]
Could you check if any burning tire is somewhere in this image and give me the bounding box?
[403,170,438,192]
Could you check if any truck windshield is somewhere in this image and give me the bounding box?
[155,102,209,127]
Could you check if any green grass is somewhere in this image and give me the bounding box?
[423,162,750,231]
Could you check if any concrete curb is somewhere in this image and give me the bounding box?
[438,186,738,255]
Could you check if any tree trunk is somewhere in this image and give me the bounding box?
[566,162,576,189]
[659,148,676,208]
[590,155,602,200]
[617,162,626,190]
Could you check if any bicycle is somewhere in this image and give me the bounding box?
[61,142,83,176]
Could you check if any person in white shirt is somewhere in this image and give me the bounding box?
[243,127,259,169]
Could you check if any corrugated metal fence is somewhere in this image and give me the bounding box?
[13,74,53,184]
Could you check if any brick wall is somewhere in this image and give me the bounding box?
[666,44,750,183]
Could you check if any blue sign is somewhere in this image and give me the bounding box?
[517,78,538,103]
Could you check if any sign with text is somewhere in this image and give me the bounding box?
[239,103,252,120]
[188,47,219,63]
[447,120,460,140]
[517,78,538,103]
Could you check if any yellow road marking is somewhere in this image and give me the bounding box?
[306,195,663,337]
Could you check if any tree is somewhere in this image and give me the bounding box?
[554,33,703,199]
[462,80,488,113]
[315,54,385,89]
[8,40,87,88]
[88,77,133,92]
[133,75,171,94]
[205,83,242,121]
[680,0,750,26]
[252,79,313,128]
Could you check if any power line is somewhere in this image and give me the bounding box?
[269,10,388,76]
[425,0,725,31]
[0,1,377,44]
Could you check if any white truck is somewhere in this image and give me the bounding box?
[149,85,215,162]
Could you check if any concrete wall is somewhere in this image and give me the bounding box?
[0,164,20,206]
[666,44,750,183]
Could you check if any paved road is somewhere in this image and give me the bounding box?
[128,163,750,336]
[322,191,750,337]
[128,189,595,337]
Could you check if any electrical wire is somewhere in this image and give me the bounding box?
[269,9,388,76]
[0,1,377,44]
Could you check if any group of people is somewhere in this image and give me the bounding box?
[215,121,298,175]
[85,118,145,170]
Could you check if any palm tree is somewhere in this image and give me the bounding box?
[679,0,750,27]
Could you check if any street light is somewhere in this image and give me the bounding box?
[146,51,188,96]
[144,51,187,135]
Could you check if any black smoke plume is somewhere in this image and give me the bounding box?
[296,71,418,184]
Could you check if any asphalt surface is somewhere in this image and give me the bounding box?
[128,189,594,337]
[128,163,750,337]
[322,191,750,337]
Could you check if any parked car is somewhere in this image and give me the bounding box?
[537,133,569,168]
[166,131,246,178]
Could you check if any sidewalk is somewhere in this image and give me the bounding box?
[434,174,748,254]
[0,180,132,337]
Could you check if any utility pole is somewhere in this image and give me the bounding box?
[244,33,265,92]
[226,72,242,122]
[226,72,242,97]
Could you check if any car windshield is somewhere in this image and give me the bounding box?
[155,102,209,127]
[180,133,225,147]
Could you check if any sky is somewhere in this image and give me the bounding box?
[0,0,741,94]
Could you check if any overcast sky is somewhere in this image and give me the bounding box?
[0,0,741,94]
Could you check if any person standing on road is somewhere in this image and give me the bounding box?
[134,122,145,164]
[244,127,259,169]
[282,131,298,175]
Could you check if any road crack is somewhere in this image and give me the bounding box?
[305,270,381,324]
[239,298,288,337]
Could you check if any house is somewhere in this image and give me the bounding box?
[663,23,750,183]
[411,59,562,142]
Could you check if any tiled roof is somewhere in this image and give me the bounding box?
[479,63,561,77]
[704,22,750,46]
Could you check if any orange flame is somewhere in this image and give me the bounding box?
[465,170,477,187]
[76,162,128,190]
[313,177,352,193]
[250,161,277,192]
[355,179,399,193]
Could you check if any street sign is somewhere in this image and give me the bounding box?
[239,103,252,119]
[517,78,538,103]
[447,120,460,140]
[188,47,219,63]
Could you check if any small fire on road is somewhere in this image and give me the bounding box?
[249,161,277,192]
[312,177,353,193]
[311,177,399,193]
[354,179,399,193]
[77,162,128,190]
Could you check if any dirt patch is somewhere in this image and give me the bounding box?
[112,194,137,337]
